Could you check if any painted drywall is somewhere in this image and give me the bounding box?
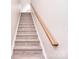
[19,0,31,12]
[31,0,68,59]
[11,0,20,46]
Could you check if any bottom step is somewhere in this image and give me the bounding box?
[12,53,45,59]
[12,50,45,59]
[13,50,42,55]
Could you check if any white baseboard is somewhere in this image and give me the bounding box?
[31,12,48,59]
[11,13,21,56]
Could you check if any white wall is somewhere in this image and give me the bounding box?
[31,0,68,59]
[20,0,31,12]
[11,0,20,46]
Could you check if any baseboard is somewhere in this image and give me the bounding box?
[11,13,21,56]
[31,12,48,59]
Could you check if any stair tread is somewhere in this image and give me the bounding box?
[17,31,36,33]
[15,40,40,43]
[18,27,35,30]
[17,30,36,32]
[19,23,34,24]
[15,39,39,41]
[20,20,33,21]
[18,26,35,28]
[18,29,35,31]
[13,50,43,55]
[12,53,45,59]
[18,27,35,29]
[14,45,42,50]
[20,21,33,23]
[15,40,40,46]
[17,32,37,35]
[16,35,38,39]
[20,22,34,25]
[17,34,37,36]
[18,25,34,28]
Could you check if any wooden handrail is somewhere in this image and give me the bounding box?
[31,4,58,46]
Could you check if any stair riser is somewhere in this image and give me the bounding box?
[18,25,35,28]
[17,30,36,32]
[18,27,35,29]
[18,28,36,31]
[18,26,35,28]
[19,22,33,24]
[13,49,42,51]
[15,43,40,46]
[16,38,38,40]
[17,32,37,35]
[17,28,36,31]
[19,23,34,25]
[16,35,38,38]
[17,31,36,32]
[19,22,34,25]
[15,41,40,46]
[20,16,32,20]
[20,20,33,22]
[13,50,42,55]
[16,35,38,39]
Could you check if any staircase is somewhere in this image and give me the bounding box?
[12,13,45,59]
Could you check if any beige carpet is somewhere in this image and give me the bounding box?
[12,13,45,59]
